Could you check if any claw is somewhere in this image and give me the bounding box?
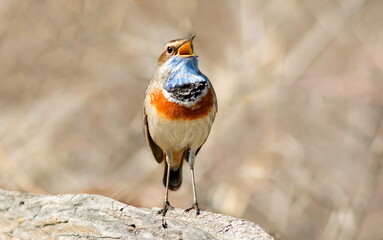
[184,202,200,215]
[158,201,174,216]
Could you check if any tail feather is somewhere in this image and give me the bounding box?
[163,161,183,191]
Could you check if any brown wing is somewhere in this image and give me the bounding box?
[144,109,164,163]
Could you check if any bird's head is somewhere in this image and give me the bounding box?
[157,35,196,66]
[155,35,206,89]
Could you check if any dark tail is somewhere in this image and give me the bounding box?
[163,161,183,191]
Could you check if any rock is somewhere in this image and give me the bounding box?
[0,189,273,240]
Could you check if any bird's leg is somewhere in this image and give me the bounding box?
[158,156,174,216]
[184,150,200,215]
[185,165,200,215]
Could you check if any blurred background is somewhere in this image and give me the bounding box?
[0,0,382,239]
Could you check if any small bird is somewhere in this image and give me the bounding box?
[143,35,217,216]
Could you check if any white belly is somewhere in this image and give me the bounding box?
[146,109,214,153]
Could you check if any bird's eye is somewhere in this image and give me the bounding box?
[167,46,173,54]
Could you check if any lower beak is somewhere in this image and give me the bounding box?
[178,36,195,57]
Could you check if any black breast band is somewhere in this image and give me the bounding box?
[166,82,208,102]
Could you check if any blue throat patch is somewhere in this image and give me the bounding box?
[164,55,208,90]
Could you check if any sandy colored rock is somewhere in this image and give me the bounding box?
[0,189,273,240]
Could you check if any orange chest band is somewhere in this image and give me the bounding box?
[150,88,214,120]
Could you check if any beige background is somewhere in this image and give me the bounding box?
[0,1,382,239]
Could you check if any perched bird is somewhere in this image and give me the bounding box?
[143,35,217,216]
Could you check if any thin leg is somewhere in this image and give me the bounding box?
[185,150,200,215]
[158,160,174,216]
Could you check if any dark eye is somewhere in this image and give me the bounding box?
[167,46,173,54]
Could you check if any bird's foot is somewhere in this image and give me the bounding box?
[158,201,174,216]
[184,202,200,215]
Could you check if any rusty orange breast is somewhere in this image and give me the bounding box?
[150,87,214,120]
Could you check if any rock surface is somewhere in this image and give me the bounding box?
[0,189,273,240]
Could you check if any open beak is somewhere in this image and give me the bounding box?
[177,35,195,57]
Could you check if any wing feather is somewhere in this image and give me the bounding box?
[144,109,164,163]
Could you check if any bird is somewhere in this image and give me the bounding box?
[143,35,217,216]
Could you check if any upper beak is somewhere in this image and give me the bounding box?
[177,35,195,57]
